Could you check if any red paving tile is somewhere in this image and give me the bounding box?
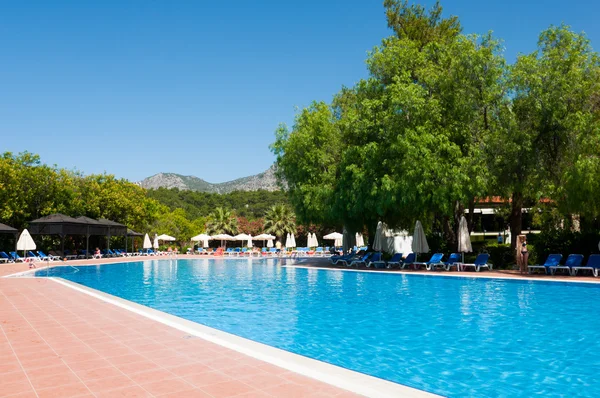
[0,277,361,397]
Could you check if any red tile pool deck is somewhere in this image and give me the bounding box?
[0,278,362,397]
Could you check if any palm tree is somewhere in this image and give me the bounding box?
[206,207,238,235]
[263,204,296,243]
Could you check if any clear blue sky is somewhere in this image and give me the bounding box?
[1,0,598,183]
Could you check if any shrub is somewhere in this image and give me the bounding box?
[528,230,600,262]
[482,242,515,269]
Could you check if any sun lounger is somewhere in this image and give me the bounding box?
[349,252,373,267]
[367,252,385,268]
[384,253,403,268]
[442,253,462,271]
[570,254,600,277]
[331,252,358,266]
[63,250,78,260]
[528,254,562,275]
[0,251,13,263]
[412,253,444,271]
[400,253,417,269]
[9,252,24,262]
[549,254,583,275]
[37,251,60,261]
[27,251,42,261]
[460,253,491,272]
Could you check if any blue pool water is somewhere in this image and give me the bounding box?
[37,259,600,397]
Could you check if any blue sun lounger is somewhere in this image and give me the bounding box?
[460,253,491,272]
[9,252,24,262]
[330,251,357,266]
[442,253,462,271]
[528,254,562,275]
[413,253,444,271]
[366,252,385,268]
[570,254,600,277]
[0,251,12,263]
[385,253,403,268]
[400,253,417,269]
[349,252,373,267]
[549,254,583,275]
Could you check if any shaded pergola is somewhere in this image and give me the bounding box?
[0,222,18,251]
[126,229,143,253]
[97,219,127,249]
[28,214,129,255]
[28,214,89,253]
[76,216,109,257]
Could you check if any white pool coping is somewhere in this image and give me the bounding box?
[285,264,600,284]
[50,277,439,398]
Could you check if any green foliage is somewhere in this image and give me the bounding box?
[263,204,296,241]
[206,207,238,235]
[481,242,515,269]
[0,152,162,233]
[528,230,600,263]
[146,188,288,220]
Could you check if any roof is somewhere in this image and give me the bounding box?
[0,222,17,233]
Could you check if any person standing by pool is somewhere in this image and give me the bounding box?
[520,239,529,274]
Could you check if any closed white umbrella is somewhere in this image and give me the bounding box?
[412,220,429,260]
[457,216,472,263]
[156,234,176,241]
[313,233,320,248]
[373,222,385,252]
[356,233,365,248]
[143,233,152,249]
[17,229,36,260]
[285,233,293,248]
[247,236,253,248]
[309,233,316,247]
[153,234,159,249]
[290,233,296,247]
[267,239,274,248]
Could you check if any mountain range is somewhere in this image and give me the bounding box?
[138,164,283,193]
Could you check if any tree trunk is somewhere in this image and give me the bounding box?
[510,191,523,250]
[467,197,475,232]
[443,215,455,249]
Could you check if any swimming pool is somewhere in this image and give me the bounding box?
[37,258,600,397]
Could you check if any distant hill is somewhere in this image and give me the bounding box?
[139,164,284,193]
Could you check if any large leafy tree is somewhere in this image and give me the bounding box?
[495,25,600,247]
[205,207,238,235]
[272,0,506,248]
[263,204,296,242]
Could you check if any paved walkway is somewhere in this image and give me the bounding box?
[0,278,360,397]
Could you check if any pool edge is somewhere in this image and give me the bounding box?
[50,277,440,398]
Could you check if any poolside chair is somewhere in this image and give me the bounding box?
[412,253,444,271]
[400,253,417,269]
[331,251,358,266]
[0,251,13,263]
[461,253,492,272]
[27,251,42,261]
[570,254,600,277]
[9,252,24,262]
[442,253,462,271]
[366,252,385,268]
[528,254,562,275]
[37,251,60,261]
[314,247,324,257]
[63,250,78,260]
[348,252,373,267]
[549,254,583,276]
[385,253,403,269]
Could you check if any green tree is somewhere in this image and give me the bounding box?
[206,207,238,235]
[263,204,296,242]
[496,25,600,247]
